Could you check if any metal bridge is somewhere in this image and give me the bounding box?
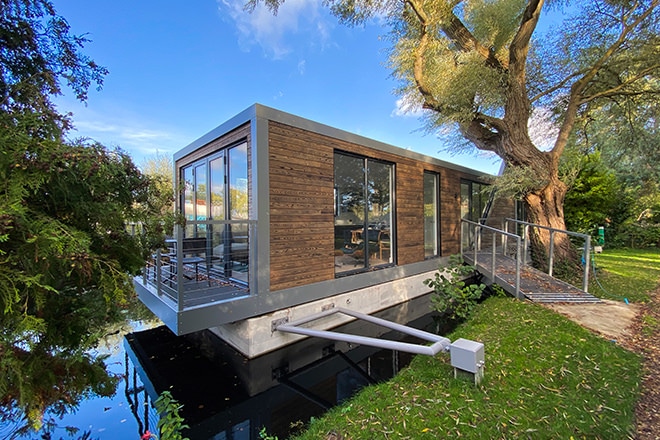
[461,218,601,304]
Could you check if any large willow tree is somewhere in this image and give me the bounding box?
[251,0,659,263]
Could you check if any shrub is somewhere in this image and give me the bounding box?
[424,255,486,321]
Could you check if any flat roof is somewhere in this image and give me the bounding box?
[174,103,492,178]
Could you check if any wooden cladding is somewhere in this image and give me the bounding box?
[267,121,494,291]
[269,122,336,291]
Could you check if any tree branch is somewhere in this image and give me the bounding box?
[407,0,445,113]
[530,70,586,103]
[578,64,660,105]
[552,0,659,162]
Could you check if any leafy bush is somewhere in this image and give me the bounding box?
[424,255,486,321]
[154,391,189,440]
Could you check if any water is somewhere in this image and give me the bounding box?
[2,295,445,440]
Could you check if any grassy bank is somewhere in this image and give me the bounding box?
[289,250,655,439]
[293,297,641,439]
[590,248,660,303]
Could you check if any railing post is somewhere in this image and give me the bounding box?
[155,248,162,295]
[501,219,506,256]
[175,225,184,312]
[491,231,496,280]
[515,236,522,300]
[523,225,529,266]
[548,230,555,277]
[583,235,591,292]
[460,220,464,259]
[473,224,479,266]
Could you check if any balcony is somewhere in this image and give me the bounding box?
[134,220,256,334]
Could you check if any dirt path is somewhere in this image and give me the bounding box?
[544,290,660,439]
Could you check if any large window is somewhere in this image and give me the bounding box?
[461,180,490,248]
[334,152,394,275]
[423,171,441,258]
[181,142,249,283]
[460,180,490,222]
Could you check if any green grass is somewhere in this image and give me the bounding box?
[286,248,657,439]
[590,248,660,303]
[292,299,642,440]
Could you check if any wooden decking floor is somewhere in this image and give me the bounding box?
[464,251,601,304]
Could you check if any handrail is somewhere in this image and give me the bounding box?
[460,218,523,300]
[141,219,257,309]
[503,218,590,292]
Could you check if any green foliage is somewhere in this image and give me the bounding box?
[424,255,486,321]
[0,0,108,129]
[154,391,189,440]
[564,152,619,235]
[0,0,178,428]
[258,427,279,440]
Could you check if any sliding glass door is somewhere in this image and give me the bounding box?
[181,142,248,283]
[334,151,394,275]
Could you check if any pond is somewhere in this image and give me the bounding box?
[1,294,447,440]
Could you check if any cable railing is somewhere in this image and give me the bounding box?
[460,218,523,300]
[141,220,256,310]
[503,218,591,293]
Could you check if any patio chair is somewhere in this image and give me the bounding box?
[170,237,211,286]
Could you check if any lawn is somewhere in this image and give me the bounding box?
[590,248,660,303]
[287,249,654,439]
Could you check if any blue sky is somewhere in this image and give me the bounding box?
[53,0,503,174]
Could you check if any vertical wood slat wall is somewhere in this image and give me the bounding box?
[267,121,490,291]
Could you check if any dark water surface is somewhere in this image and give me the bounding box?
[2,294,445,439]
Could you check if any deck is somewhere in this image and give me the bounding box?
[464,251,601,304]
[141,258,249,309]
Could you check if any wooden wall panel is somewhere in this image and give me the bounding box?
[267,120,513,291]
[268,122,336,291]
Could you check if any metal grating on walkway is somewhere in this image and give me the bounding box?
[464,251,602,304]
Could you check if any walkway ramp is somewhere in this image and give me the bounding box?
[461,218,601,304]
[464,252,601,304]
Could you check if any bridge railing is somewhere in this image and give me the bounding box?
[460,218,523,300]
[502,218,591,292]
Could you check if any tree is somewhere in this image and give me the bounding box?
[0,0,176,429]
[250,0,660,265]
[563,151,619,234]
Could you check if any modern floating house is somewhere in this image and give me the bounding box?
[134,104,514,358]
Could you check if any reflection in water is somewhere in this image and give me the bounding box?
[125,294,441,439]
[1,295,445,439]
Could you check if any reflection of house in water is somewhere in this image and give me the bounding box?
[134,104,514,358]
[124,295,442,439]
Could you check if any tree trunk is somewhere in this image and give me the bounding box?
[524,176,580,270]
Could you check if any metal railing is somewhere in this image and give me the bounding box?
[503,218,591,292]
[141,219,257,310]
[460,218,523,300]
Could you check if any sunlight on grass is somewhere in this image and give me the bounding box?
[293,297,642,439]
[591,248,660,303]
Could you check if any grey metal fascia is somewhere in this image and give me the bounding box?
[253,109,271,295]
[172,257,448,334]
[252,103,493,179]
[173,105,258,162]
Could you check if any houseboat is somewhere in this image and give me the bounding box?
[134,104,513,358]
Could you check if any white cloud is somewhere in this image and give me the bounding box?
[219,0,331,59]
[391,96,425,118]
[528,107,559,151]
[65,108,186,162]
